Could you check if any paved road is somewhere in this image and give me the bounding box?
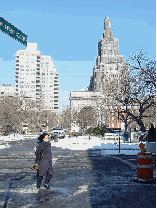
[0,137,156,208]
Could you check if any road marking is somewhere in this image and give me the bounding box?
[112,156,137,169]
[112,156,156,176]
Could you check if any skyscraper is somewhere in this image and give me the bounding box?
[15,43,59,112]
[70,17,128,131]
[88,17,126,93]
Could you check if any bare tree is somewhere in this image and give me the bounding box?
[0,96,22,132]
[75,106,98,131]
[59,105,71,129]
[114,48,156,132]
[34,110,58,132]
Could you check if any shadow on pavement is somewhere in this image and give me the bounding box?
[87,149,156,208]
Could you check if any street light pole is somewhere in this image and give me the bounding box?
[118,108,120,153]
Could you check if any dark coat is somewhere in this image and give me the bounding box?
[35,141,54,176]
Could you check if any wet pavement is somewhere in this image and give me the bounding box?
[0,137,156,208]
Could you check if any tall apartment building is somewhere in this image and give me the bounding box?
[15,43,59,112]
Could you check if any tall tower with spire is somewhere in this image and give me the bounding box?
[88,17,126,92]
[70,17,128,131]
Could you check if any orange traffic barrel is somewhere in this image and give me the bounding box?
[137,152,153,180]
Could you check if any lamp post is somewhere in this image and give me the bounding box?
[117,107,121,153]
[45,114,48,132]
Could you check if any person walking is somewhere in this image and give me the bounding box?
[68,129,71,138]
[34,133,54,190]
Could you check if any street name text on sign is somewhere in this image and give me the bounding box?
[0,16,27,46]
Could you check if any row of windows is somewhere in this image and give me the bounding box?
[17,84,57,88]
[19,69,54,76]
[20,68,36,71]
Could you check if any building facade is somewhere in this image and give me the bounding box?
[0,84,15,100]
[88,17,126,93]
[15,43,59,112]
[70,17,128,131]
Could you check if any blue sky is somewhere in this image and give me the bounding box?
[0,0,156,110]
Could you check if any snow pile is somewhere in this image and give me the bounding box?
[51,135,141,155]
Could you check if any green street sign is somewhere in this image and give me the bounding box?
[0,16,27,46]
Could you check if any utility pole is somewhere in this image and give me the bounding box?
[118,108,120,153]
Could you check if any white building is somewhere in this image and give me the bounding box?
[0,84,15,99]
[15,42,59,112]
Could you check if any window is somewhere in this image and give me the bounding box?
[108,41,112,46]
[108,50,112,55]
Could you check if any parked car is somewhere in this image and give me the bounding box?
[51,127,65,139]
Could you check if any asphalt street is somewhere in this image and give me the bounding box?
[0,136,156,208]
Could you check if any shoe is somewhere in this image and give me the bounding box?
[44,184,50,189]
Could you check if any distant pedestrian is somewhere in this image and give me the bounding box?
[34,133,54,190]
[39,129,42,135]
[68,129,71,138]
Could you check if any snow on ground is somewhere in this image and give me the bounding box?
[0,134,25,142]
[0,134,25,149]
[0,134,142,155]
[51,135,141,155]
